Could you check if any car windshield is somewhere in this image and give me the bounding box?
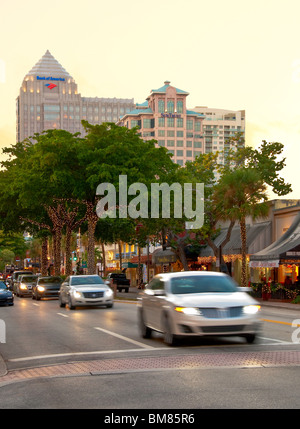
[71,276,104,286]
[170,275,238,294]
[0,281,7,290]
[39,277,62,284]
[21,276,37,283]
[15,272,30,279]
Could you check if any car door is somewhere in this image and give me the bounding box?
[60,277,70,303]
[142,278,160,328]
[149,278,167,331]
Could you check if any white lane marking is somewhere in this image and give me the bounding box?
[258,336,294,345]
[57,313,69,318]
[8,347,167,362]
[94,326,154,349]
[32,303,39,307]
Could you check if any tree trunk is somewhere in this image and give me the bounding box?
[53,228,62,276]
[177,242,189,271]
[101,241,106,276]
[41,237,48,276]
[240,216,247,287]
[65,225,72,276]
[118,241,122,271]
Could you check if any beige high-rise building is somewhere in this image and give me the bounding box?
[16,50,135,142]
[192,107,245,164]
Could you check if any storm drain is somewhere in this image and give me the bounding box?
[1,350,300,385]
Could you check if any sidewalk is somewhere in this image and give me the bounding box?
[257,299,300,311]
[0,354,7,377]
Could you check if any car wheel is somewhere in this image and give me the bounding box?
[164,315,178,346]
[68,296,75,310]
[106,303,113,308]
[59,295,66,308]
[138,308,152,338]
[245,334,256,344]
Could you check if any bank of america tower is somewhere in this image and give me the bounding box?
[16,50,135,142]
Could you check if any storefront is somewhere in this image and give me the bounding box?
[198,221,271,285]
[250,212,300,286]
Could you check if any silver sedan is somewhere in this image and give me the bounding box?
[138,271,261,346]
[59,275,114,309]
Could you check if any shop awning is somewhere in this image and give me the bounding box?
[199,221,271,258]
[250,212,300,267]
[122,262,138,268]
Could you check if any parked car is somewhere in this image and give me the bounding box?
[107,273,130,292]
[16,274,38,297]
[59,275,114,309]
[11,270,33,294]
[0,281,14,306]
[32,276,62,300]
[138,271,261,346]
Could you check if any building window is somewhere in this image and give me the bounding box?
[167,100,174,113]
[176,140,183,147]
[131,120,139,128]
[195,121,201,131]
[194,141,202,148]
[158,99,165,113]
[177,130,183,137]
[158,117,165,127]
[186,141,193,147]
[167,117,174,127]
[187,119,193,130]
[167,130,175,137]
[158,130,165,136]
[44,105,60,112]
[186,150,193,158]
[167,140,174,147]
[176,150,183,157]
[177,99,183,113]
[158,140,165,146]
[177,118,183,128]
[143,118,151,128]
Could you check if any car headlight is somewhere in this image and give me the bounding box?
[243,305,261,315]
[73,291,83,299]
[105,289,113,297]
[20,283,27,290]
[174,307,200,316]
[37,286,45,292]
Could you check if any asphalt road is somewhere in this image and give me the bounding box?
[0,295,300,410]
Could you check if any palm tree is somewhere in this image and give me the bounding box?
[212,168,269,287]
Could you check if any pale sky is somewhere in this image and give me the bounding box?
[1,0,300,199]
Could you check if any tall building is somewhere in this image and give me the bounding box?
[16,50,135,142]
[117,81,205,166]
[192,107,245,164]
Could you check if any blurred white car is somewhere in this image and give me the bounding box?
[59,275,114,309]
[138,271,261,346]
